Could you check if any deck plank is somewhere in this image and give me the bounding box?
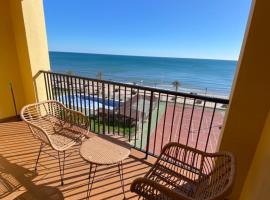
[0,121,154,200]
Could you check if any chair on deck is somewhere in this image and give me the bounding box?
[131,143,235,200]
[20,100,90,185]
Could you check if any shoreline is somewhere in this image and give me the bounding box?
[57,74,230,99]
[52,76,229,111]
[123,81,229,99]
[50,51,236,100]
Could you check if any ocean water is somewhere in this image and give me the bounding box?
[49,51,237,97]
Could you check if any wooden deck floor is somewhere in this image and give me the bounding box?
[0,121,156,200]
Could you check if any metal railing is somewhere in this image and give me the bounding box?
[39,70,229,158]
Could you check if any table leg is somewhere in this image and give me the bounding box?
[118,161,126,199]
[87,163,97,199]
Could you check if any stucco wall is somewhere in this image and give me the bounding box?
[219,0,270,199]
[240,109,270,199]
[0,0,50,119]
[0,1,25,118]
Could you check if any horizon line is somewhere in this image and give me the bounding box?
[49,50,238,62]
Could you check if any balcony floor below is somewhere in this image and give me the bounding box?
[0,121,155,200]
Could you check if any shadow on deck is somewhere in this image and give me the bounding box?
[0,121,155,199]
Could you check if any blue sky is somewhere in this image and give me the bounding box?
[44,0,252,60]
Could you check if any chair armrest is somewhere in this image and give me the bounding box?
[130,177,192,200]
[24,120,51,145]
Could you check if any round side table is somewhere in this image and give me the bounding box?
[80,135,131,199]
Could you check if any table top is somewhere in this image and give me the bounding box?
[80,134,131,165]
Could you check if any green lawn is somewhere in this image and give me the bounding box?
[89,118,135,137]
[134,102,166,150]
[87,102,166,149]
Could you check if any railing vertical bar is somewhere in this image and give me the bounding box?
[169,95,177,142]
[91,81,96,132]
[107,83,110,133]
[46,73,52,100]
[134,89,139,148]
[140,90,146,150]
[145,91,154,159]
[112,84,115,134]
[97,81,101,134]
[118,86,121,135]
[74,78,79,111]
[153,92,161,155]
[56,74,62,102]
[102,82,106,134]
[204,103,217,152]
[61,75,66,104]
[83,79,87,116]
[123,86,127,136]
[128,87,133,142]
[177,97,187,143]
[57,75,62,103]
[43,72,49,101]
[195,101,206,149]
[50,73,54,100]
[59,75,64,105]
[62,76,68,107]
[65,76,71,108]
[51,74,57,100]
[56,74,61,101]
[79,78,83,113]
[87,80,92,131]
[58,75,65,119]
[45,72,53,112]
[186,98,196,146]
[70,76,75,110]
[160,94,169,150]
[53,74,58,101]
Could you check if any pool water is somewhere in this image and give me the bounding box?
[58,95,120,110]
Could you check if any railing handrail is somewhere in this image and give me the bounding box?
[39,70,229,104]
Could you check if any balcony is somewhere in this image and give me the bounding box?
[0,121,154,199]
[0,71,230,199]
[2,0,270,198]
[0,70,230,199]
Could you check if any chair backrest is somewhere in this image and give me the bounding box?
[155,143,235,200]
[20,101,66,144]
[158,143,204,180]
[195,152,235,200]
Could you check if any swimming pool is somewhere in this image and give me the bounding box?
[58,95,120,110]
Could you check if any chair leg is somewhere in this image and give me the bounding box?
[118,161,126,199]
[35,142,43,172]
[57,151,66,186]
[87,163,97,199]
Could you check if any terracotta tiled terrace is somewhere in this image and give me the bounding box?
[0,121,157,200]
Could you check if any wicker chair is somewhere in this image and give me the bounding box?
[20,100,90,185]
[131,143,235,200]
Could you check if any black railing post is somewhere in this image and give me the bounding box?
[43,72,49,101]
[66,76,72,109]
[145,91,154,159]
[102,82,106,134]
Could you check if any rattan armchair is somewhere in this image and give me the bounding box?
[20,100,90,185]
[131,143,235,200]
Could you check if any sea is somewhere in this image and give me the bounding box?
[49,51,237,98]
